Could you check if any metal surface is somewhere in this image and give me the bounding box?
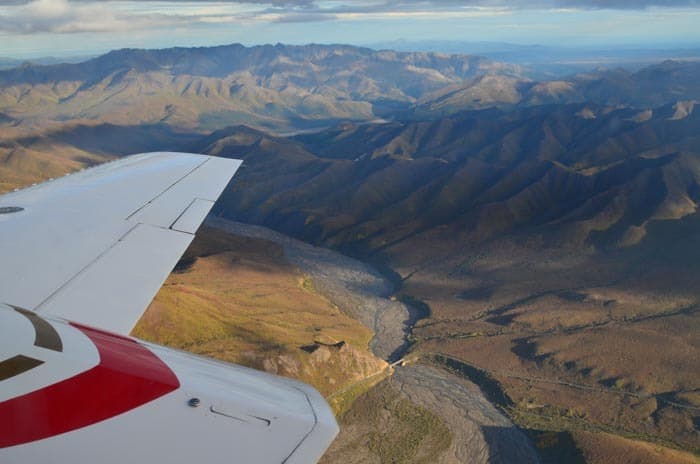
[36,223,194,334]
[0,152,241,334]
[0,153,339,463]
[0,304,339,462]
[171,198,216,234]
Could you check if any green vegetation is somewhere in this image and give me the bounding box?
[326,367,392,417]
[322,380,453,464]
[133,226,387,398]
[366,393,451,464]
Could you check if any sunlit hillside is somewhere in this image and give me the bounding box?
[133,226,387,403]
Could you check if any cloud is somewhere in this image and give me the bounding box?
[126,0,700,7]
[368,0,700,10]
[3,0,700,8]
[24,0,69,16]
[273,12,335,22]
[557,0,700,7]
[0,0,698,35]
[0,0,186,33]
[265,0,700,23]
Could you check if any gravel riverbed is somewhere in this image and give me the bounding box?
[209,218,540,463]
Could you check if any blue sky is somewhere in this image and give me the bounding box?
[0,0,699,58]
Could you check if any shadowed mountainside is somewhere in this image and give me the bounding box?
[198,101,700,256]
[0,122,200,193]
[189,103,700,457]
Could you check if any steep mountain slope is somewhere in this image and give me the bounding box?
[0,43,522,132]
[3,100,699,459]
[133,225,388,401]
[415,61,700,117]
[202,102,700,256]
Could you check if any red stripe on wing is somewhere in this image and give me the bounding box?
[0,323,180,448]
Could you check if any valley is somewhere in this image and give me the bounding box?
[2,42,700,463]
[204,219,540,462]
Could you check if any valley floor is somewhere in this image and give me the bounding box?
[185,220,700,464]
[205,219,541,463]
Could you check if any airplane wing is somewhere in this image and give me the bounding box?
[0,152,241,334]
[0,152,339,464]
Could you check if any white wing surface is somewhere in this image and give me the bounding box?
[0,152,241,334]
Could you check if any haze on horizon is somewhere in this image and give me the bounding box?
[0,0,699,59]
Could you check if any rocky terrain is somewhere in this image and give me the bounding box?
[207,218,415,361]
[208,218,541,462]
[2,44,699,135]
[391,365,540,464]
[194,99,700,459]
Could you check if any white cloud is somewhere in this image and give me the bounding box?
[0,0,698,35]
[25,0,70,17]
[0,0,189,33]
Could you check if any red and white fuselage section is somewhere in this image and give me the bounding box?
[0,303,337,463]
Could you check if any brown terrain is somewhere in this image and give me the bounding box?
[2,43,700,463]
[205,218,540,463]
[133,225,387,400]
[188,100,700,461]
[0,44,522,133]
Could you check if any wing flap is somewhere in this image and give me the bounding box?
[35,224,194,334]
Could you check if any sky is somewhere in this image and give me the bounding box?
[0,0,699,58]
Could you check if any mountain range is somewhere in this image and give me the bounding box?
[370,40,700,77]
[200,101,700,257]
[414,60,700,116]
[2,44,699,135]
[1,42,699,463]
[0,43,522,132]
[0,44,700,132]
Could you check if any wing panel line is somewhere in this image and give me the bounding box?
[125,158,210,221]
[168,197,199,231]
[32,223,140,314]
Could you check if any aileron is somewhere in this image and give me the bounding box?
[171,199,215,234]
[128,157,240,230]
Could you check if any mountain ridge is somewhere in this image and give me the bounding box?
[199,101,700,259]
[0,43,524,132]
[414,60,700,117]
